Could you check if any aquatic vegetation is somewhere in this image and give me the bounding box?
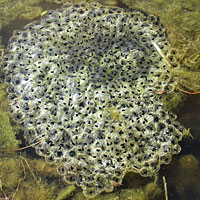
[0,110,19,150]
[0,0,43,29]
[56,185,76,200]
[0,156,23,190]
[0,154,68,200]
[0,0,103,34]
[0,83,19,150]
[123,0,200,39]
[0,79,19,150]
[29,158,58,177]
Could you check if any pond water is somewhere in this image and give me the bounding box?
[0,0,199,200]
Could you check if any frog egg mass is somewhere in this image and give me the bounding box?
[2,2,186,198]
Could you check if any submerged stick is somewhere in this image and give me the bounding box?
[20,156,38,183]
[163,176,168,200]
[151,41,173,68]
[0,140,42,152]
[178,88,200,95]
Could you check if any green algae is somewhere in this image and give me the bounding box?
[29,158,58,177]
[13,178,56,200]
[56,185,76,200]
[0,83,19,150]
[0,0,43,28]
[0,83,8,109]
[0,110,19,149]
[0,0,61,37]
[161,65,200,110]
[0,155,23,190]
[122,0,200,39]
[0,154,67,199]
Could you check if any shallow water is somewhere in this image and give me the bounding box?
[0,0,200,200]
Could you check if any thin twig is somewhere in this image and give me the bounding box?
[151,41,173,68]
[20,156,38,183]
[163,176,168,200]
[0,140,42,152]
[178,88,200,95]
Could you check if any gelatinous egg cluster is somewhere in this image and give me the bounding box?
[3,2,185,198]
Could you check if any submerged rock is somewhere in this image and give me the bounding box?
[2,2,186,198]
